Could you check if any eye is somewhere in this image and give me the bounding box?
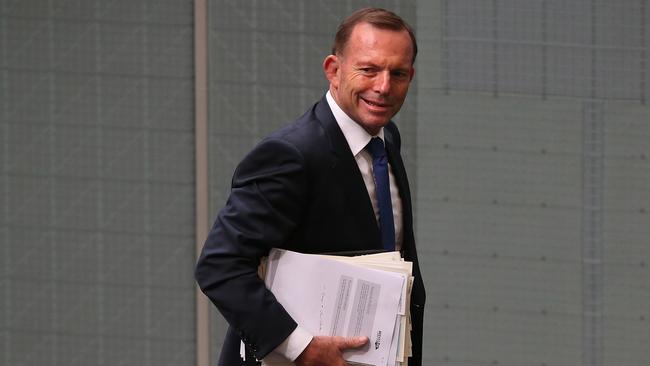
[358,67,376,75]
[391,70,410,80]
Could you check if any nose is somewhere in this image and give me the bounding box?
[373,71,391,95]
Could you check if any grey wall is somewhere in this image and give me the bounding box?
[418,1,650,365]
[1,1,196,365]
[2,1,648,366]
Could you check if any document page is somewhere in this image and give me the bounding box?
[262,249,406,366]
[325,251,414,364]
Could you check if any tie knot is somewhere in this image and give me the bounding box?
[367,137,386,159]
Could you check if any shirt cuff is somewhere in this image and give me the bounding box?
[268,326,313,362]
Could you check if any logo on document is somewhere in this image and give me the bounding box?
[374,330,382,349]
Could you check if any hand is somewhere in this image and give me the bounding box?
[294,335,368,366]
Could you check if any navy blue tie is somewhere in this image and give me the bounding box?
[367,137,395,251]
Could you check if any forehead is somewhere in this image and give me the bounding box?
[344,23,414,63]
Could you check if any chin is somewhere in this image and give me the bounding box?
[366,117,391,128]
[359,120,390,135]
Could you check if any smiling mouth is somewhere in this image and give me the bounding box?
[361,97,390,108]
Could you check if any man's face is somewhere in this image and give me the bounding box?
[324,22,415,135]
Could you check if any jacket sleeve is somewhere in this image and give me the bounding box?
[194,136,307,360]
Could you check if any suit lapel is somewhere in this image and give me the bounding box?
[314,98,382,249]
[384,134,412,224]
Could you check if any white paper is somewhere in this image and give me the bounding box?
[263,249,406,366]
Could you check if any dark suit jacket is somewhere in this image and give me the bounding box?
[195,96,425,366]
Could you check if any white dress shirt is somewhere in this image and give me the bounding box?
[264,91,403,363]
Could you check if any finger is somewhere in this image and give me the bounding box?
[337,336,369,350]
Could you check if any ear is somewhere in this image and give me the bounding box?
[323,54,340,88]
[408,66,415,82]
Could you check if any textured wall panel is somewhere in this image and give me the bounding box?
[419,1,650,365]
[416,92,583,365]
[443,0,649,102]
[602,101,650,366]
[0,0,196,365]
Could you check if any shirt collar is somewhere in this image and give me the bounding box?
[326,90,384,156]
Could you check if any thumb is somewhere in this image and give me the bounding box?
[337,336,369,350]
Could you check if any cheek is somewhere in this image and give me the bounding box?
[395,84,410,98]
[345,75,368,91]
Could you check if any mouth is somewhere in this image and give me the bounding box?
[361,97,391,110]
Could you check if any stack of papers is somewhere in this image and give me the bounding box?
[246,248,413,366]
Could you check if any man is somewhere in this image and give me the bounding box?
[195,7,425,366]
